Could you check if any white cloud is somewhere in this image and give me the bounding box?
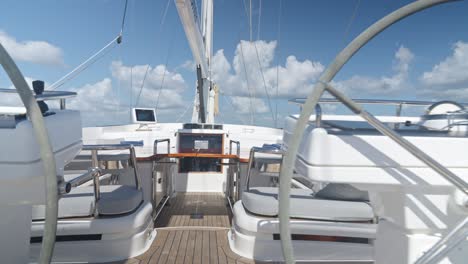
[110,61,186,109]
[333,45,414,95]
[229,96,269,114]
[179,60,196,71]
[68,78,119,113]
[210,41,415,121]
[211,40,324,99]
[0,30,64,66]
[419,41,468,100]
[211,41,413,103]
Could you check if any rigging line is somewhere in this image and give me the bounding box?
[253,42,275,124]
[155,33,175,112]
[239,40,255,125]
[239,0,255,124]
[220,93,248,125]
[257,0,262,40]
[160,0,172,29]
[135,64,150,106]
[176,101,193,122]
[241,0,252,42]
[275,0,282,128]
[49,36,120,90]
[342,0,361,45]
[134,0,171,107]
[249,0,253,41]
[120,0,129,34]
[130,66,133,107]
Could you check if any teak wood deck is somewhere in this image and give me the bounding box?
[117,192,256,264]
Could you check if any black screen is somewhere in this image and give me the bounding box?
[135,109,156,122]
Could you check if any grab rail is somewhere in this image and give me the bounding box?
[246,145,283,191]
[229,140,240,156]
[289,98,468,107]
[67,168,101,188]
[291,97,468,120]
[0,88,76,110]
[80,144,142,215]
[151,139,174,220]
[154,139,171,154]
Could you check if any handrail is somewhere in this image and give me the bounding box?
[82,143,134,151]
[292,98,468,122]
[0,88,76,110]
[289,97,468,107]
[246,145,283,191]
[154,139,171,154]
[227,140,241,206]
[81,143,143,215]
[278,1,460,263]
[0,88,77,101]
[229,140,240,156]
[67,168,101,188]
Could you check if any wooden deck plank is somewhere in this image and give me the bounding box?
[127,193,250,264]
[157,230,177,263]
[184,230,197,264]
[175,230,190,264]
[202,230,211,264]
[210,230,219,264]
[135,230,168,264]
[193,231,203,264]
[166,230,184,263]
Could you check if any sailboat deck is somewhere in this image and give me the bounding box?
[156,192,231,228]
[120,192,255,264]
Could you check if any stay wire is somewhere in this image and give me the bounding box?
[253,42,276,124]
[155,33,175,112]
[49,0,129,90]
[275,0,282,128]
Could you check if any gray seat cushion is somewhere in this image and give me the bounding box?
[314,183,369,202]
[32,185,143,220]
[241,187,374,222]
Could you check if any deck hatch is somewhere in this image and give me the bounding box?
[190,213,204,219]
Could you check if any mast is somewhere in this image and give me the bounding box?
[175,0,215,124]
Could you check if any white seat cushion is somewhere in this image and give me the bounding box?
[233,201,377,238]
[241,187,374,222]
[32,185,143,220]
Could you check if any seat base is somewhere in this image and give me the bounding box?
[32,185,143,219]
[242,187,374,221]
[29,201,155,263]
[229,201,375,262]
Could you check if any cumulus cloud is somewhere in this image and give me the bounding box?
[211,40,324,99]
[179,60,196,71]
[229,96,269,114]
[66,61,188,125]
[0,30,64,66]
[419,41,468,100]
[68,78,119,112]
[210,41,413,115]
[110,61,186,109]
[333,45,414,95]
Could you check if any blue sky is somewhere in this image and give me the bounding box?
[1,0,468,127]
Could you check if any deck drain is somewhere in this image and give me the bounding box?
[190,213,204,219]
